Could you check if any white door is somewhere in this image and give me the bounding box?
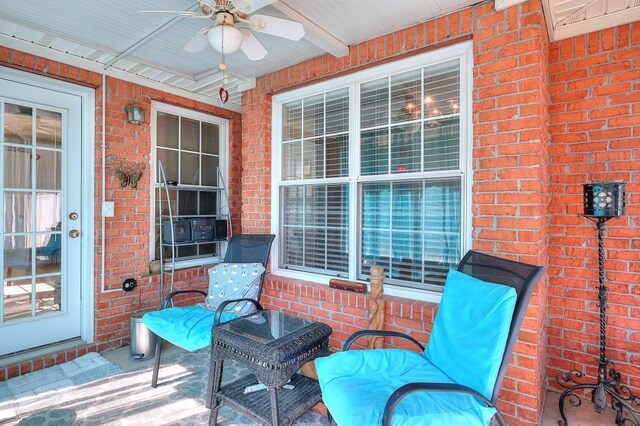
[0,76,82,356]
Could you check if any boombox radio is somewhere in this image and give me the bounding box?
[162,218,227,244]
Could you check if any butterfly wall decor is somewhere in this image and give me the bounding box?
[106,156,145,189]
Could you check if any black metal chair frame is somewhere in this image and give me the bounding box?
[337,250,545,426]
[150,233,275,388]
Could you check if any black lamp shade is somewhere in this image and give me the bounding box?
[583,181,625,217]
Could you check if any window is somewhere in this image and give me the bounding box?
[150,102,228,263]
[273,42,472,295]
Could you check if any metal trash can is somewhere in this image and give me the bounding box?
[130,311,157,361]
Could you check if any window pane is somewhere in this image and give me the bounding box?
[391,125,421,174]
[280,184,348,276]
[325,134,348,178]
[157,148,178,183]
[178,191,198,216]
[361,78,389,128]
[282,186,303,225]
[202,123,219,155]
[282,100,302,142]
[424,118,459,171]
[4,191,32,233]
[157,112,179,148]
[199,191,217,215]
[325,88,349,134]
[282,141,302,180]
[180,152,199,185]
[181,117,200,152]
[423,60,460,120]
[303,94,324,138]
[201,155,219,187]
[303,138,324,179]
[391,69,421,124]
[359,179,461,288]
[360,128,389,176]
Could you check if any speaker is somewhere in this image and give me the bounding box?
[191,218,215,242]
[162,220,192,244]
[213,219,228,240]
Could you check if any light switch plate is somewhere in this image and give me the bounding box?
[102,201,115,217]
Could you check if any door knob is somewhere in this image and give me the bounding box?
[69,212,79,220]
[69,230,80,238]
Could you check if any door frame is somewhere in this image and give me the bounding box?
[0,66,95,346]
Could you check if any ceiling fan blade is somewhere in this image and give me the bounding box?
[247,14,305,40]
[239,29,267,61]
[138,10,205,18]
[184,28,211,53]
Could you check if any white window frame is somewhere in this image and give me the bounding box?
[271,41,473,302]
[149,101,229,264]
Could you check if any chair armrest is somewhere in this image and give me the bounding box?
[382,382,504,426]
[161,290,207,309]
[344,330,425,352]
[214,298,264,325]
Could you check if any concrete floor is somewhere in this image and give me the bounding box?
[103,343,621,425]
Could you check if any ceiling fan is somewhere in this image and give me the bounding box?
[146,0,305,61]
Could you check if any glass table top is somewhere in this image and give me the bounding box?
[221,310,314,344]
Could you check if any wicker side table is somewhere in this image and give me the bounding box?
[208,310,332,426]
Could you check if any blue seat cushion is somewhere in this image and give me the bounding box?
[142,306,238,352]
[424,269,517,401]
[316,349,496,426]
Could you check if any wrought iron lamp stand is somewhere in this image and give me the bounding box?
[557,215,640,425]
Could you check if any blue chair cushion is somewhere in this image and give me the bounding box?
[424,269,517,401]
[142,306,238,352]
[316,348,497,426]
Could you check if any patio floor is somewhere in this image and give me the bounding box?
[0,344,618,425]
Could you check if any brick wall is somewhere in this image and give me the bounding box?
[547,23,640,391]
[242,1,550,424]
[0,48,241,378]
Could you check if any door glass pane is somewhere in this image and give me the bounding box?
[4,103,32,145]
[35,192,62,232]
[4,235,33,279]
[3,191,32,233]
[36,232,62,275]
[36,110,62,148]
[157,112,179,148]
[36,149,62,190]
[3,278,33,321]
[4,146,32,188]
[35,275,61,315]
[181,118,200,152]
[202,123,219,154]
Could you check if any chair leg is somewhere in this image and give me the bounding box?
[151,337,163,388]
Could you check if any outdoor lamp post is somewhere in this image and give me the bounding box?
[557,181,640,426]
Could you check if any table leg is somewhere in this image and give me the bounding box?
[207,359,224,422]
[269,386,279,426]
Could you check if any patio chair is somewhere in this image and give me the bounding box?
[143,233,275,388]
[315,250,545,426]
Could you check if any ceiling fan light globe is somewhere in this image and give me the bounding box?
[207,25,244,54]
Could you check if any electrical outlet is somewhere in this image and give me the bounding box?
[122,278,137,292]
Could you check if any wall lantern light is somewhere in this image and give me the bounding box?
[125,104,146,125]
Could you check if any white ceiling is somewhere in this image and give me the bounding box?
[0,0,638,111]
